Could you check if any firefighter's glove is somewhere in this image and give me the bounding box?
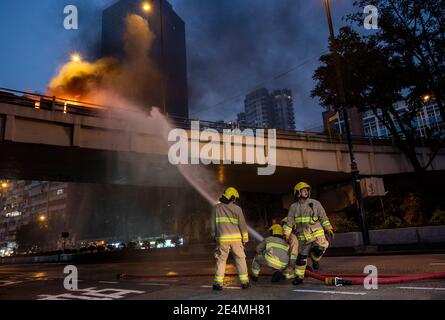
[325,229,335,240]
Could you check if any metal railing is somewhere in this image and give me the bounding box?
[0,87,416,147]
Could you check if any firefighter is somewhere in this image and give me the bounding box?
[211,187,249,290]
[280,217,299,280]
[283,182,335,285]
[251,224,290,283]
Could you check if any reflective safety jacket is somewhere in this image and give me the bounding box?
[256,236,290,270]
[283,198,332,242]
[211,202,249,244]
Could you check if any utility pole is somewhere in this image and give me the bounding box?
[323,0,370,245]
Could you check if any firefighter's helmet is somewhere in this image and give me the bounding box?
[294,182,311,197]
[269,224,284,236]
[223,187,240,201]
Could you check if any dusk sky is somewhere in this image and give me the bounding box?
[0,0,357,130]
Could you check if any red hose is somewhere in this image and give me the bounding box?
[118,271,445,286]
[305,270,445,286]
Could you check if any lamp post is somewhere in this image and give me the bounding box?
[323,0,370,245]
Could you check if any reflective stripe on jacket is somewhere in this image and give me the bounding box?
[283,199,332,242]
[256,236,289,270]
[212,202,249,244]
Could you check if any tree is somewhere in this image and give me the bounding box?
[349,0,445,120]
[312,25,443,223]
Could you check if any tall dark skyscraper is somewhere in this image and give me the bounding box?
[102,0,188,118]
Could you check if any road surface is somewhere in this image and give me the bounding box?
[0,253,444,300]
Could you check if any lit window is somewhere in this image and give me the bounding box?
[57,189,64,195]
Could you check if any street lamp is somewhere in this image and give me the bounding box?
[38,214,47,222]
[323,0,370,246]
[70,53,81,63]
[1,182,8,189]
[142,2,152,12]
[423,94,431,103]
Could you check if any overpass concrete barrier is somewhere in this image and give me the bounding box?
[330,225,445,247]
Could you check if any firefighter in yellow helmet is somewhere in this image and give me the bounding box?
[283,182,334,285]
[211,187,249,290]
[251,224,291,283]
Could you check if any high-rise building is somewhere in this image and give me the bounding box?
[272,89,296,131]
[244,88,274,128]
[0,181,72,252]
[102,0,188,118]
[244,88,296,130]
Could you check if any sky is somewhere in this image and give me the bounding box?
[0,0,358,130]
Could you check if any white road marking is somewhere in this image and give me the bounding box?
[37,287,145,300]
[0,280,23,287]
[98,281,119,284]
[200,285,241,290]
[139,283,170,286]
[293,289,367,296]
[398,286,445,291]
[429,263,445,266]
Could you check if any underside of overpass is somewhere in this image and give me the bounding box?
[0,140,353,194]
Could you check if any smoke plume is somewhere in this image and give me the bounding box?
[47,14,160,107]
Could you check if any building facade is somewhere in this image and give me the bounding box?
[272,89,296,131]
[361,102,444,138]
[102,0,188,118]
[244,88,275,128]
[0,181,71,253]
[324,102,444,138]
[244,88,296,130]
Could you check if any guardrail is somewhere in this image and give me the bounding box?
[0,86,418,147]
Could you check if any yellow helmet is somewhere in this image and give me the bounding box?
[294,182,311,197]
[269,224,284,236]
[223,187,240,201]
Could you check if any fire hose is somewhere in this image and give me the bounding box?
[117,270,445,287]
[305,270,445,286]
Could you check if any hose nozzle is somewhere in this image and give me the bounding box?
[325,277,352,287]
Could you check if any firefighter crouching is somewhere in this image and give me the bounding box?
[251,224,294,282]
[211,187,250,290]
[284,182,335,285]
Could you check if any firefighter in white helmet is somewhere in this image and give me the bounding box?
[251,224,292,283]
[283,182,334,285]
[211,187,249,290]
